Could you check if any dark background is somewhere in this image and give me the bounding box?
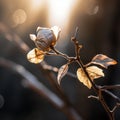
[0,0,120,120]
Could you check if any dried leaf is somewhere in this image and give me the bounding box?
[27,48,44,64]
[77,68,92,89]
[77,66,104,89]
[29,34,36,41]
[91,54,117,68]
[87,66,104,78]
[57,64,68,85]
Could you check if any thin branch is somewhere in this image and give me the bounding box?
[51,46,70,60]
[0,57,64,108]
[111,103,120,113]
[98,89,113,120]
[71,28,97,90]
[88,95,99,100]
[101,85,120,90]
[0,57,82,120]
[71,28,116,120]
[51,46,76,62]
[0,23,30,53]
[104,90,120,103]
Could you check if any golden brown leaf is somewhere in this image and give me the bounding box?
[27,48,44,64]
[77,66,104,89]
[91,54,117,68]
[57,64,68,85]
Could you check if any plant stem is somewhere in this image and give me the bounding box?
[101,85,120,90]
[50,46,76,62]
[71,28,115,120]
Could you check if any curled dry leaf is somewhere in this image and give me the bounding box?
[57,64,69,85]
[77,66,104,89]
[91,54,117,68]
[27,48,44,64]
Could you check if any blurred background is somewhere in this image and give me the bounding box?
[0,0,120,120]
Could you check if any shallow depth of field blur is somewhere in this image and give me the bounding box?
[0,0,120,120]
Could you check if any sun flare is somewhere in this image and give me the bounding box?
[48,0,76,28]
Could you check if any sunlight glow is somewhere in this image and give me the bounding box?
[30,0,44,11]
[48,0,76,28]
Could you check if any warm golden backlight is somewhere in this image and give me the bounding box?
[48,0,76,28]
[30,0,44,10]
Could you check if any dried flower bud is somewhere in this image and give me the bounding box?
[30,26,61,51]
